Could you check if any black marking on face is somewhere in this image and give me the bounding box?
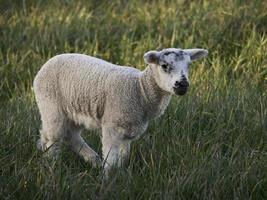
[162,51,184,61]
[161,63,173,73]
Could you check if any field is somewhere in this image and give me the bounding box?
[0,0,267,199]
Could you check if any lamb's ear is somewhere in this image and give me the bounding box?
[144,51,160,65]
[183,49,208,61]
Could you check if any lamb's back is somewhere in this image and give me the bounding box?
[38,54,142,122]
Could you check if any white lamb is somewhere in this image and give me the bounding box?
[33,48,208,175]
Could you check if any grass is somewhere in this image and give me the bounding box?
[0,0,266,199]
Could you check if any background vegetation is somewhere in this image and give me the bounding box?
[0,0,266,199]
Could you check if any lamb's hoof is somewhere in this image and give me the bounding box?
[91,155,103,168]
[37,139,45,151]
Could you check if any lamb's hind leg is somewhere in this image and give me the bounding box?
[67,123,102,167]
[36,101,66,157]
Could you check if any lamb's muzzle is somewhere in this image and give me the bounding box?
[173,75,189,95]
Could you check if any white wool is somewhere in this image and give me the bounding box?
[34,48,208,176]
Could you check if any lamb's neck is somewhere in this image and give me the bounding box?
[139,66,171,120]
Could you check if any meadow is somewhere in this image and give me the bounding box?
[0,0,266,199]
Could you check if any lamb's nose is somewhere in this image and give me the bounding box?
[175,79,189,88]
[180,80,189,87]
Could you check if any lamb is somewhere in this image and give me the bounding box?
[33,48,208,175]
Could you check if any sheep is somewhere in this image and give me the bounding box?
[33,48,208,175]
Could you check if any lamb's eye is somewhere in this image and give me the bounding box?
[161,64,168,69]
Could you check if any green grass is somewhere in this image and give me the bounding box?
[0,0,266,199]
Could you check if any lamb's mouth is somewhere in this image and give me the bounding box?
[173,87,188,96]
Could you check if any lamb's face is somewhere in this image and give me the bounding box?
[144,48,208,95]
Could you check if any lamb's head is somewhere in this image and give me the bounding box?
[144,48,208,96]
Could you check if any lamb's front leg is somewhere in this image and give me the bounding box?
[101,127,131,176]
